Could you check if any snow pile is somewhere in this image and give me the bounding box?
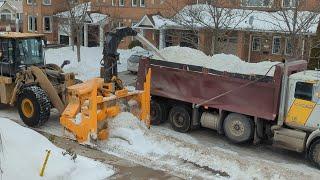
[0,118,114,180]
[106,112,166,155]
[153,46,279,76]
[45,46,145,80]
[101,112,318,179]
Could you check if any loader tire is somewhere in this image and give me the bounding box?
[223,113,254,144]
[150,100,167,125]
[169,105,191,133]
[17,86,51,127]
[308,138,320,169]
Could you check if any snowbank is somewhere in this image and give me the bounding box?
[45,46,145,80]
[153,46,279,76]
[0,118,114,180]
[102,112,318,179]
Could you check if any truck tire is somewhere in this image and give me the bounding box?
[169,105,191,133]
[17,86,51,127]
[223,113,254,144]
[308,138,320,169]
[150,100,167,125]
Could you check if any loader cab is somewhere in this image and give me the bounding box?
[285,71,320,130]
[0,32,45,77]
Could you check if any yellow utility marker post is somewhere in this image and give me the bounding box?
[40,150,51,177]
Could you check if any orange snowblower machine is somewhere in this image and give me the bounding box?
[60,69,151,144]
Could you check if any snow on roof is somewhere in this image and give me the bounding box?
[89,13,108,24]
[55,2,92,18]
[149,4,320,35]
[290,70,320,82]
[0,0,23,13]
[7,0,23,13]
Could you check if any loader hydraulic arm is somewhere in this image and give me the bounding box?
[102,27,137,84]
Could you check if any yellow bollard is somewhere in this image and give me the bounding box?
[39,150,51,177]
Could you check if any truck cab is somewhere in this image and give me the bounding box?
[286,71,320,131]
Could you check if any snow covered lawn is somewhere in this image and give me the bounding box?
[0,118,114,180]
[45,46,145,80]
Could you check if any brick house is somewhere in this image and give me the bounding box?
[135,0,320,62]
[22,0,320,62]
[22,0,192,47]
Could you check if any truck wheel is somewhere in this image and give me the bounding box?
[17,86,51,127]
[169,105,191,133]
[308,138,320,169]
[150,100,167,125]
[223,113,254,144]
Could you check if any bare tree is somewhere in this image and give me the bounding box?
[57,1,90,62]
[167,0,252,54]
[269,0,320,60]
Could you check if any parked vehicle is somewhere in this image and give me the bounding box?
[137,58,320,168]
[127,50,152,73]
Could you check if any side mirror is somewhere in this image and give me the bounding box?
[61,60,71,69]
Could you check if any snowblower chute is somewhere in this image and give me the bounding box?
[60,69,151,144]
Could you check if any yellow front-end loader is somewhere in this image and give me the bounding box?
[60,27,153,144]
[60,69,151,144]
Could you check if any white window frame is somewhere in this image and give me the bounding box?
[241,0,273,7]
[43,0,51,5]
[285,37,293,55]
[112,0,115,6]
[272,36,281,54]
[43,16,52,33]
[252,37,261,51]
[119,0,125,6]
[27,0,36,5]
[28,15,37,32]
[132,0,137,7]
[140,0,145,7]
[0,10,12,21]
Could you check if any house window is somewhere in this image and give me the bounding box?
[252,37,261,51]
[132,0,137,6]
[1,9,12,21]
[43,0,51,5]
[28,15,37,32]
[43,16,52,32]
[283,0,298,7]
[140,0,145,7]
[27,0,36,5]
[242,0,272,7]
[272,36,281,54]
[112,0,115,6]
[285,38,293,55]
[119,0,125,6]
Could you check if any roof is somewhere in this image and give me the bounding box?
[0,0,23,13]
[290,70,320,82]
[136,4,320,35]
[0,32,45,38]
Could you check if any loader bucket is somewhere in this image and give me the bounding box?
[60,69,151,144]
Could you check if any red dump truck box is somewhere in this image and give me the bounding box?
[137,59,308,121]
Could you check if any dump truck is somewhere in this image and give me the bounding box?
[0,32,77,127]
[137,58,320,168]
